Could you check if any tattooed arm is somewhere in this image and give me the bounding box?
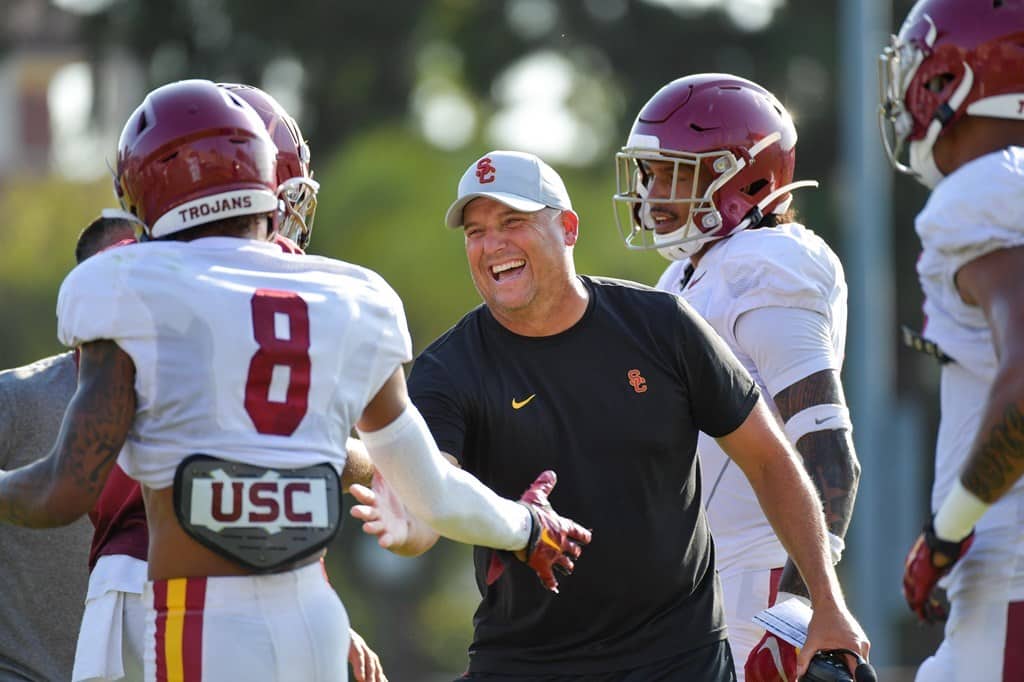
[773,369,861,598]
[0,340,135,527]
[717,399,870,672]
[940,245,1024,522]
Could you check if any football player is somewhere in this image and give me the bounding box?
[0,79,589,681]
[72,86,387,682]
[879,0,1024,679]
[612,73,863,681]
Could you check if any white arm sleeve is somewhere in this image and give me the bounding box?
[357,404,531,551]
[733,306,840,397]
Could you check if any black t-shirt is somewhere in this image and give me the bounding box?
[408,275,759,675]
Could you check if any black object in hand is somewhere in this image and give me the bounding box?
[800,649,877,682]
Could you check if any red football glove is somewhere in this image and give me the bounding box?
[519,470,592,592]
[903,520,974,623]
[745,631,798,682]
[485,471,591,593]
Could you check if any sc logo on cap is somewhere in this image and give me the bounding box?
[476,157,496,184]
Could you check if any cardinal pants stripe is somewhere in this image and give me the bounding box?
[767,566,783,606]
[1004,601,1024,681]
[153,580,168,682]
[153,576,207,682]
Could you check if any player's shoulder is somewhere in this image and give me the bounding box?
[59,241,210,324]
[306,255,405,309]
[310,254,389,287]
[942,146,1024,194]
[920,147,1024,246]
[712,224,843,289]
[61,240,149,287]
[718,223,838,269]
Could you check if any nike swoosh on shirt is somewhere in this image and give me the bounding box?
[814,416,836,425]
[512,394,536,410]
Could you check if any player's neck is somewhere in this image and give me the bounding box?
[688,239,721,269]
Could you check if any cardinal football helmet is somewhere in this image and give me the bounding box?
[219,83,319,248]
[115,79,278,239]
[879,0,1024,188]
[613,73,817,261]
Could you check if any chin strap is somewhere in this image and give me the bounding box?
[728,179,820,235]
[910,62,974,189]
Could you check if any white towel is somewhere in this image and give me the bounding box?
[72,555,147,682]
[72,590,127,681]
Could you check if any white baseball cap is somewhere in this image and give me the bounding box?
[444,150,573,228]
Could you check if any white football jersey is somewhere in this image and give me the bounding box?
[916,147,1024,534]
[656,223,848,575]
[57,237,412,490]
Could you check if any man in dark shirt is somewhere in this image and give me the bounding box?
[350,150,869,680]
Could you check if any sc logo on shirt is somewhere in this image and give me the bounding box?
[627,369,647,393]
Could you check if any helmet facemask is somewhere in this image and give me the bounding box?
[614,132,814,261]
[614,147,733,261]
[878,30,927,180]
[878,22,977,189]
[276,175,319,249]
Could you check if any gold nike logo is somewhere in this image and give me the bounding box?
[511,394,536,410]
[539,528,562,551]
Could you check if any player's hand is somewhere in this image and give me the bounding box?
[745,630,798,681]
[513,470,592,593]
[902,520,974,623]
[350,470,439,557]
[350,471,411,550]
[797,603,869,679]
[348,628,387,682]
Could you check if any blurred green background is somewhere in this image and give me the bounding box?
[0,0,941,679]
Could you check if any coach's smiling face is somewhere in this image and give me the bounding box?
[462,197,579,332]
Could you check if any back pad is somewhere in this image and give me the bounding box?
[174,454,341,572]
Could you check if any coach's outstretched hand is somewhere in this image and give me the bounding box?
[902,520,974,623]
[514,470,591,593]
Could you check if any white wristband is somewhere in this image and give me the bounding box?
[933,479,989,542]
[783,404,852,444]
